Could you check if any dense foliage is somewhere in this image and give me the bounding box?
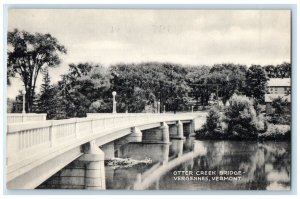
[225,94,266,139]
[7,29,66,112]
[197,94,267,140]
[245,65,269,102]
[196,93,291,140]
[7,30,291,121]
[10,60,291,119]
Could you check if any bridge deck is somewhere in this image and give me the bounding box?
[6,112,207,189]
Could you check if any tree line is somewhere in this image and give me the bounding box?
[7,29,291,119]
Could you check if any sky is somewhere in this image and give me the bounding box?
[7,9,291,99]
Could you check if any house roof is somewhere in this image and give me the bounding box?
[265,94,291,103]
[267,78,290,87]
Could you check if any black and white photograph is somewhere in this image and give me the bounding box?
[5,8,292,191]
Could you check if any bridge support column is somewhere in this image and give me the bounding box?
[142,122,170,144]
[37,160,86,189]
[101,142,115,160]
[161,122,170,143]
[127,127,142,143]
[189,120,196,137]
[80,141,106,190]
[170,120,185,139]
[38,141,105,190]
[184,120,196,137]
[114,127,143,152]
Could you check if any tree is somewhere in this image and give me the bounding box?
[207,63,247,104]
[109,62,191,113]
[110,63,137,112]
[245,65,268,102]
[54,63,111,117]
[271,96,289,115]
[38,69,57,118]
[263,62,291,78]
[7,29,67,112]
[185,66,211,108]
[264,65,276,78]
[225,94,266,139]
[275,62,291,78]
[205,107,222,133]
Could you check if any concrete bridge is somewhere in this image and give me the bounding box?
[6,112,207,190]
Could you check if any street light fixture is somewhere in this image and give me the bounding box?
[157,100,160,114]
[112,91,117,113]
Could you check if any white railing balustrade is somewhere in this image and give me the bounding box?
[7,113,47,124]
[7,113,206,166]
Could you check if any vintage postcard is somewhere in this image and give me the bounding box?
[6,9,291,191]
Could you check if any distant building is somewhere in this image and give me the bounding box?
[265,78,291,114]
[11,95,23,113]
[267,78,290,95]
[10,93,40,113]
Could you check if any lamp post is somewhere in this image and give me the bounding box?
[112,91,117,114]
[157,100,160,113]
[21,90,26,114]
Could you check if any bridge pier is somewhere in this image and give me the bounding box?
[161,122,170,143]
[142,122,170,144]
[183,120,196,137]
[127,127,143,143]
[101,142,115,160]
[114,127,143,152]
[37,159,86,189]
[38,141,106,190]
[189,120,196,136]
[169,120,185,139]
[80,141,106,190]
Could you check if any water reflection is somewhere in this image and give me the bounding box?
[106,139,290,190]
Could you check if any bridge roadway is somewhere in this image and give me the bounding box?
[6,112,207,189]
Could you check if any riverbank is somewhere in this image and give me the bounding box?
[195,124,290,141]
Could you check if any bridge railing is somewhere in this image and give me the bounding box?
[7,113,47,124]
[6,113,206,169]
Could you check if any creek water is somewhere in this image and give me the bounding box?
[105,138,290,190]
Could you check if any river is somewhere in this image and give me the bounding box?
[105,138,290,190]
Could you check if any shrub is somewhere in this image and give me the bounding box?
[267,114,291,125]
[196,107,225,139]
[225,94,266,139]
[206,107,221,132]
[272,96,289,115]
[196,94,290,140]
[259,124,290,140]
